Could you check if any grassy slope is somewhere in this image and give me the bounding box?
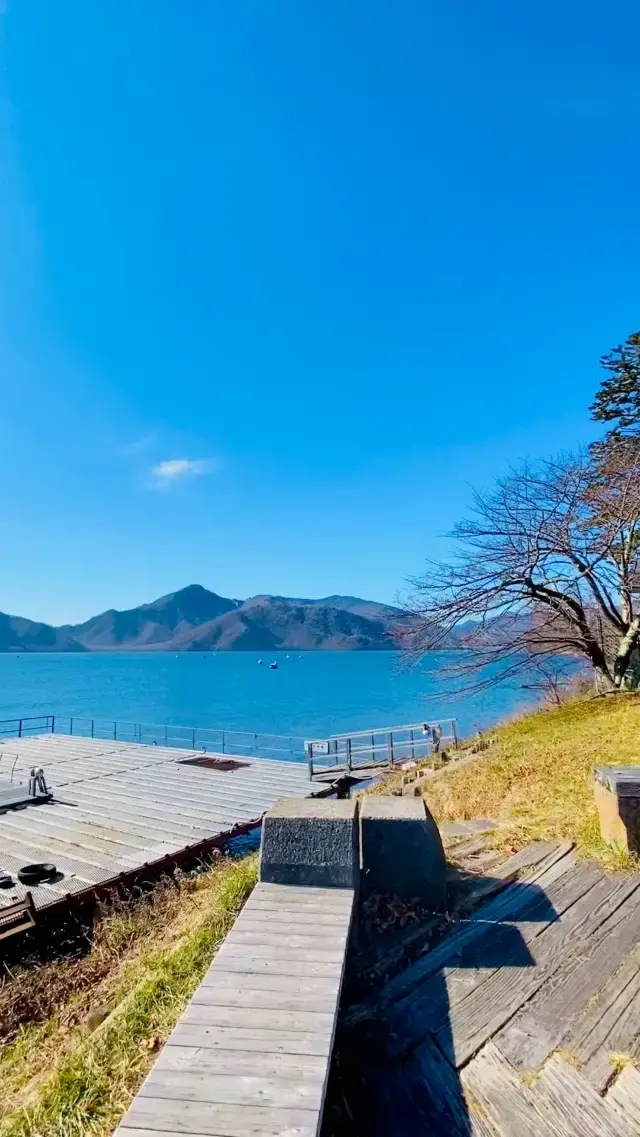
[0,855,257,1137]
[419,693,640,865]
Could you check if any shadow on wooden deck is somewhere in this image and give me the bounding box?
[320,859,561,1127]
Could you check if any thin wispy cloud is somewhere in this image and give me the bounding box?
[150,458,216,487]
[121,433,158,456]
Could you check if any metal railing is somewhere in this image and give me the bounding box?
[0,714,306,762]
[0,715,55,739]
[0,713,458,776]
[305,719,457,778]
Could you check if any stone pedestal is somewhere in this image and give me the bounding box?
[594,767,640,855]
[359,795,447,909]
[259,797,359,888]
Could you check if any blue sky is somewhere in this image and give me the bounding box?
[1,1,639,624]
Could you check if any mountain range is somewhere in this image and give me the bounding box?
[0,585,408,652]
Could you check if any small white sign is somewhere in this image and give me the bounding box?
[308,741,330,755]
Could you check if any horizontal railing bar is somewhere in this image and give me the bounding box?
[51,717,305,745]
[309,720,455,743]
[0,716,54,726]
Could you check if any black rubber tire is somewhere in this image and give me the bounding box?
[17,863,57,885]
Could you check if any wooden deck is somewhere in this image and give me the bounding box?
[334,840,640,1136]
[0,734,316,921]
[115,883,354,1137]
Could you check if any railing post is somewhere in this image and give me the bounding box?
[164,725,168,746]
[91,719,94,738]
[192,728,196,750]
[70,718,73,736]
[306,741,314,778]
[51,715,55,734]
[452,720,458,748]
[410,728,415,760]
[222,731,225,754]
[113,721,117,740]
[388,732,394,767]
[346,737,352,773]
[18,719,22,738]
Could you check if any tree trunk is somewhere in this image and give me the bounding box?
[595,667,617,694]
[612,618,640,688]
[621,646,640,690]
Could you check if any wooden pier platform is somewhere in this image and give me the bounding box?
[0,734,317,922]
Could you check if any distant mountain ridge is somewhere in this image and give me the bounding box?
[0,585,407,652]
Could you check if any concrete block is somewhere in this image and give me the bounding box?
[594,767,640,854]
[360,795,447,909]
[260,797,359,888]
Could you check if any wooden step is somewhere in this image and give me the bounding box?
[606,1064,640,1130]
[461,1042,558,1137]
[533,1053,635,1137]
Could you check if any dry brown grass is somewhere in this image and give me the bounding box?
[418,694,640,865]
[1,870,212,1048]
[0,855,257,1135]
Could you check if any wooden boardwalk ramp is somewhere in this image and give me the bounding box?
[115,798,360,1137]
[115,882,354,1137]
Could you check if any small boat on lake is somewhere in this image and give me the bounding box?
[270,661,278,670]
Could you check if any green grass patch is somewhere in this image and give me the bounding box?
[416,694,640,865]
[0,856,257,1137]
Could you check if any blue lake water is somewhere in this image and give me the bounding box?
[0,651,542,742]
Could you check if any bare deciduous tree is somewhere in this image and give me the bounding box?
[404,451,640,695]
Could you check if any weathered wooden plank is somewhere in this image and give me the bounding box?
[379,842,576,1011]
[385,862,602,1059]
[199,970,338,995]
[607,1065,640,1130]
[469,1111,500,1137]
[486,841,560,879]
[488,840,573,880]
[461,1042,557,1137]
[214,941,344,963]
[122,1097,318,1136]
[582,992,640,1092]
[406,1033,486,1137]
[210,954,343,978]
[240,903,352,923]
[495,882,640,1072]
[157,1045,327,1080]
[244,894,352,908]
[533,1054,635,1137]
[180,1003,334,1034]
[448,875,640,1069]
[190,984,336,1014]
[446,837,489,860]
[251,884,353,899]
[447,870,514,918]
[115,1130,211,1137]
[230,910,350,927]
[168,1023,331,1056]
[139,1070,323,1111]
[224,930,343,952]
[441,819,498,840]
[565,946,640,1090]
[246,885,353,908]
[446,863,602,1001]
